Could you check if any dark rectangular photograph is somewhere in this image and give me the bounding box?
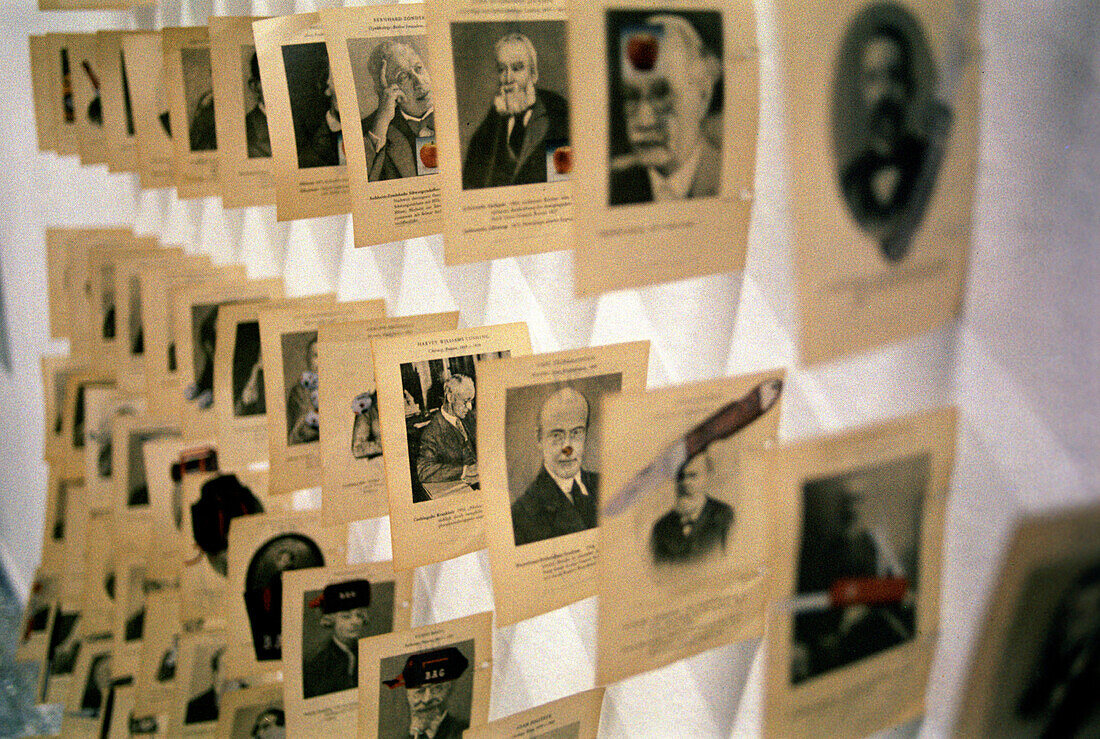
[377,639,475,739]
[282,42,340,169]
[281,330,319,446]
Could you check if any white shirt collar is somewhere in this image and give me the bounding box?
[545,465,587,504]
[645,145,702,201]
[333,637,356,676]
[400,107,434,126]
[505,108,534,138]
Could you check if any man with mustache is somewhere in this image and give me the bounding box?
[510,386,598,546]
[609,14,722,205]
[649,451,733,564]
[361,40,434,181]
[461,32,570,190]
[840,25,929,260]
[384,647,469,739]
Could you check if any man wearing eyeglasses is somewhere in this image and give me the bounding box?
[510,386,599,546]
[416,375,478,490]
[609,13,722,205]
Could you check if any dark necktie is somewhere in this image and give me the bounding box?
[509,114,526,157]
[571,481,594,528]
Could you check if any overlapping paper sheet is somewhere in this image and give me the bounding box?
[163,26,220,198]
[478,341,649,625]
[464,687,606,739]
[762,407,956,737]
[96,30,141,173]
[123,31,174,189]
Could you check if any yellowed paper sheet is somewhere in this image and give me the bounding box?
[212,302,270,470]
[124,31,175,189]
[69,32,107,167]
[209,16,275,209]
[110,414,181,517]
[169,628,227,737]
[173,279,284,439]
[569,0,758,294]
[40,469,81,577]
[62,634,114,737]
[374,322,532,570]
[133,588,182,717]
[317,311,460,525]
[59,370,116,478]
[114,248,188,396]
[40,0,155,8]
[97,30,141,173]
[16,569,58,665]
[258,297,386,496]
[106,682,170,739]
[82,387,145,511]
[40,577,88,705]
[214,682,284,739]
[253,13,351,221]
[87,238,158,374]
[48,33,81,157]
[783,0,980,364]
[30,35,58,152]
[479,341,650,625]
[282,562,415,737]
[427,0,575,263]
[320,5,443,247]
[954,503,1100,736]
[223,511,347,679]
[65,228,135,362]
[356,611,493,739]
[140,436,217,576]
[43,354,84,463]
[45,229,72,340]
[163,26,221,198]
[110,553,151,678]
[762,407,956,738]
[464,687,606,739]
[596,370,783,684]
[78,510,119,634]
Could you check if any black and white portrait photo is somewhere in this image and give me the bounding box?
[184,644,225,725]
[77,651,112,718]
[452,21,571,190]
[401,352,508,502]
[126,428,179,507]
[506,375,620,547]
[378,642,474,739]
[231,704,286,739]
[242,46,271,159]
[243,533,326,661]
[301,578,395,699]
[605,10,723,205]
[649,449,734,565]
[351,391,382,460]
[185,303,219,410]
[232,320,265,417]
[181,47,217,152]
[283,42,343,169]
[832,2,942,262]
[100,263,116,340]
[349,36,437,181]
[791,453,927,685]
[282,331,319,446]
[123,564,147,641]
[127,275,143,356]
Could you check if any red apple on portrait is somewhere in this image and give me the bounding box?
[626,33,659,71]
[553,146,573,175]
[420,142,437,169]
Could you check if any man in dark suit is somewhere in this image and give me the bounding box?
[303,580,371,699]
[461,32,570,190]
[511,387,598,546]
[649,451,733,563]
[297,49,343,169]
[361,40,434,181]
[184,647,224,724]
[416,374,478,490]
[610,14,722,205]
[245,51,271,159]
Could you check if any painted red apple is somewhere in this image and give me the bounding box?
[553,146,573,175]
[626,33,659,71]
[420,142,437,169]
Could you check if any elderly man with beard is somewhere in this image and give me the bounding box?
[362,40,434,181]
[384,647,469,739]
[610,14,722,205]
[510,386,598,546]
[303,580,372,699]
[649,451,733,564]
[461,32,570,190]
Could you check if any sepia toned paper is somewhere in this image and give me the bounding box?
[78,509,120,635]
[59,370,117,478]
[40,469,82,577]
[41,578,87,705]
[47,33,81,157]
[82,386,145,511]
[214,682,284,739]
[253,12,351,221]
[124,31,175,189]
[163,26,221,198]
[357,610,493,739]
[319,5,443,248]
[954,503,1100,737]
[45,228,71,339]
[169,628,229,737]
[173,279,284,439]
[783,0,980,364]
[464,687,606,739]
[63,633,114,737]
[208,16,276,209]
[479,341,650,625]
[114,248,187,396]
[427,0,575,263]
[223,510,347,680]
[133,588,182,717]
[43,354,84,463]
[68,32,107,167]
[317,311,460,526]
[16,570,59,665]
[258,297,386,496]
[40,0,155,8]
[762,407,956,738]
[97,30,141,173]
[87,237,159,373]
[596,370,784,684]
[65,228,135,362]
[570,0,759,294]
[30,35,58,152]
[282,562,414,737]
[212,302,270,471]
[141,436,217,572]
[110,414,181,518]
[373,322,532,570]
[110,553,152,678]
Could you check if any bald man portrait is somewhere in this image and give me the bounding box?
[511,386,599,546]
[609,12,722,205]
[360,39,434,181]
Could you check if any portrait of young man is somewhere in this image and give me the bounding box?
[606,10,723,205]
[181,47,217,152]
[301,580,373,699]
[455,22,570,190]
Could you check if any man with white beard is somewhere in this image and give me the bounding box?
[461,32,570,190]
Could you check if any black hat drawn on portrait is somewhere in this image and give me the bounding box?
[243,533,325,661]
[190,474,262,577]
[311,579,371,614]
[383,646,469,689]
[831,1,964,262]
